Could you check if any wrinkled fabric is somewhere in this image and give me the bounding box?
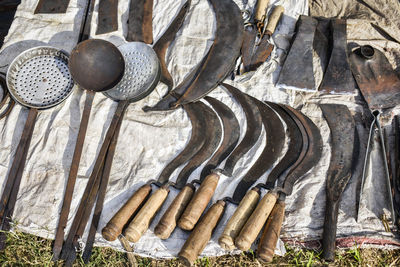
[0,0,398,260]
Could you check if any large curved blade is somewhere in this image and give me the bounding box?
[232,100,285,203]
[173,0,244,105]
[157,102,208,185]
[174,101,222,188]
[222,83,263,176]
[281,106,323,196]
[263,102,304,189]
[200,96,240,180]
[153,0,191,91]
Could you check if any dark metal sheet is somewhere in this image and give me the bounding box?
[200,96,240,180]
[96,0,119,35]
[232,100,285,203]
[34,0,70,14]
[320,19,357,94]
[174,100,222,188]
[349,45,400,110]
[173,0,244,105]
[156,102,207,185]
[127,0,153,44]
[153,0,191,91]
[222,83,262,177]
[277,16,318,91]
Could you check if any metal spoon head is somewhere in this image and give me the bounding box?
[69,39,125,92]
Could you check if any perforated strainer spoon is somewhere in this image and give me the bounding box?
[0,46,74,248]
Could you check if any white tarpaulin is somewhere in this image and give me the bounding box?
[0,0,399,260]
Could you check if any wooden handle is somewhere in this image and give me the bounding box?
[235,191,278,251]
[178,173,220,231]
[179,200,226,266]
[154,184,195,239]
[218,188,260,250]
[255,0,270,22]
[124,186,169,242]
[322,199,340,261]
[265,6,284,36]
[257,199,285,263]
[102,184,152,241]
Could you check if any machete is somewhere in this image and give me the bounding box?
[177,83,263,231]
[319,19,356,94]
[277,16,318,91]
[34,0,70,13]
[154,97,240,239]
[172,0,244,106]
[349,45,398,226]
[101,102,207,242]
[255,106,323,262]
[320,104,357,261]
[127,0,153,44]
[178,101,286,264]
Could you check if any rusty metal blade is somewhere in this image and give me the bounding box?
[174,101,222,188]
[173,0,244,105]
[263,102,303,189]
[232,100,285,203]
[241,28,257,73]
[320,19,356,94]
[320,104,356,260]
[0,1,20,47]
[248,40,274,72]
[222,83,262,176]
[200,96,240,180]
[277,16,318,91]
[281,106,323,195]
[127,0,153,44]
[142,49,211,112]
[96,0,118,35]
[34,0,69,14]
[153,0,191,91]
[349,45,400,110]
[157,102,207,185]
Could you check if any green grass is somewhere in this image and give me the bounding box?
[0,231,399,266]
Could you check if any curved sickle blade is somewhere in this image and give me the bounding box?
[174,101,222,188]
[127,0,153,44]
[221,83,263,176]
[349,45,400,110]
[281,106,323,196]
[320,104,356,260]
[157,102,208,185]
[153,0,191,91]
[232,100,285,203]
[142,50,211,112]
[173,0,244,106]
[200,96,240,180]
[263,102,304,189]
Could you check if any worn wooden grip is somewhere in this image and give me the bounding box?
[102,184,152,241]
[179,200,226,266]
[124,186,169,243]
[178,173,220,231]
[255,0,270,22]
[218,188,260,250]
[257,199,285,263]
[154,184,195,239]
[265,6,284,36]
[235,191,278,251]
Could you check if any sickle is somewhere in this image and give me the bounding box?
[231,99,285,203]
[262,102,304,189]
[153,0,191,91]
[174,99,222,188]
[172,0,244,106]
[157,101,208,185]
